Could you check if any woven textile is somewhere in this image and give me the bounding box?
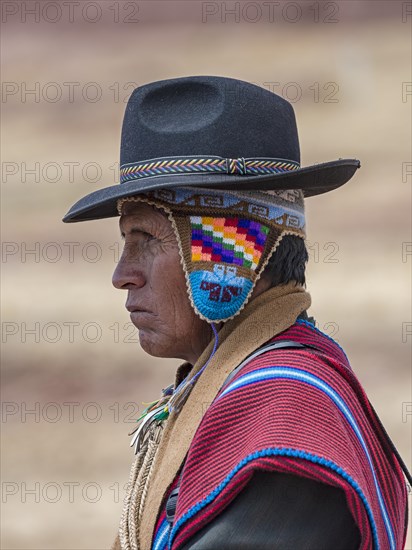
[152,321,408,550]
[118,187,305,322]
[119,156,300,184]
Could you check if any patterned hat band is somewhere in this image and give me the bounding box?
[120,155,300,184]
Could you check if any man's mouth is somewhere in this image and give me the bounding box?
[126,304,149,314]
[126,304,153,327]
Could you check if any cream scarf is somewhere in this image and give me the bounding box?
[113,282,311,549]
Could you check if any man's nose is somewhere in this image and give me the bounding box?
[112,253,146,290]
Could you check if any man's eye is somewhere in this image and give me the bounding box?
[121,230,155,241]
[141,231,155,241]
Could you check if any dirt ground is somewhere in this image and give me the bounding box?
[2,3,411,548]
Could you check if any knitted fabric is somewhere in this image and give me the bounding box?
[117,187,305,323]
[152,321,408,550]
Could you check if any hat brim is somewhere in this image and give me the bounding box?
[62,158,360,223]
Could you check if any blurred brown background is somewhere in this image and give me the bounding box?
[1,1,411,548]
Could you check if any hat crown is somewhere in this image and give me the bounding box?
[120,76,300,166]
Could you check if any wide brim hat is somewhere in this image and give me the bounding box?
[63,76,360,223]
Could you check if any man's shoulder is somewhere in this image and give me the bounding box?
[217,318,353,403]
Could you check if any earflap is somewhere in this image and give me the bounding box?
[173,214,281,322]
[117,187,306,323]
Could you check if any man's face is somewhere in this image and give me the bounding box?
[112,201,211,364]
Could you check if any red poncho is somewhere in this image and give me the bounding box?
[153,320,408,550]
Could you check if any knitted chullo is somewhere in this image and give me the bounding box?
[117,186,306,324]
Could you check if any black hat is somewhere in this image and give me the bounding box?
[63,75,360,223]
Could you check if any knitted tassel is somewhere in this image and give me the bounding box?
[167,378,196,416]
[153,407,170,422]
[129,384,174,455]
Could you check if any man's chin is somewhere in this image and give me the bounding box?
[138,330,169,359]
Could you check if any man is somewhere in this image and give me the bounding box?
[63,76,409,549]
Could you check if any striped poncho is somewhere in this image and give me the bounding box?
[152,319,408,550]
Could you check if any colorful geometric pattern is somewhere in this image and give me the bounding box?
[190,216,269,270]
[118,187,305,232]
[120,156,300,183]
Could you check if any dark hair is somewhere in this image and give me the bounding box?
[262,235,308,287]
